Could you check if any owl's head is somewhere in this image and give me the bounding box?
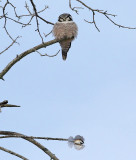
[58,13,73,22]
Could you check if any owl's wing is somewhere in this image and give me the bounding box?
[68,136,74,148]
[53,23,65,40]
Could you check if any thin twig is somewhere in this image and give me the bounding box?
[69,0,84,14]
[92,12,100,32]
[37,15,54,25]
[2,1,20,42]
[70,0,136,31]
[75,0,116,16]
[43,30,52,38]
[1,0,53,46]
[104,14,136,29]
[36,50,60,57]
[0,146,28,160]
[18,6,48,18]
[25,2,32,15]
[30,0,44,42]
[0,135,68,141]
[0,104,20,108]
[0,36,20,55]
[6,16,31,26]
[0,38,69,80]
[0,131,59,160]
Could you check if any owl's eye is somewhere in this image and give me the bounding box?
[59,18,64,22]
[66,16,72,21]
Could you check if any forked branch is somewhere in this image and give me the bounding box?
[0,135,68,141]
[0,36,73,81]
[0,100,20,112]
[0,146,28,160]
[0,39,60,80]
[0,36,20,55]
[0,0,54,52]
[0,131,59,160]
[70,0,136,31]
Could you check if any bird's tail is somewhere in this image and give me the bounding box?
[62,50,67,60]
[60,40,71,61]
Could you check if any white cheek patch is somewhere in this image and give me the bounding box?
[58,17,65,22]
[66,17,72,21]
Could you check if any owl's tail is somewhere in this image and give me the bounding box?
[62,50,67,60]
[60,40,71,61]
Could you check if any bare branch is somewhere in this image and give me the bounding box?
[0,38,70,80]
[92,11,100,32]
[23,2,53,25]
[0,0,53,48]
[25,2,32,15]
[0,131,59,160]
[75,0,117,16]
[70,0,136,31]
[0,104,20,108]
[6,16,31,26]
[104,14,136,29]
[0,100,20,112]
[1,1,20,42]
[0,146,28,160]
[37,50,60,57]
[69,0,84,14]
[37,15,54,25]
[43,30,52,38]
[0,36,20,55]
[29,0,44,42]
[0,135,68,141]
[3,19,16,41]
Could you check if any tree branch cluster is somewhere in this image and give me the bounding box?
[0,0,53,55]
[0,38,61,80]
[0,131,60,160]
[0,131,84,160]
[70,0,136,31]
[1,0,135,56]
[0,0,135,80]
[1,0,136,159]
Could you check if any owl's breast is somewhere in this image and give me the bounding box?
[53,22,78,40]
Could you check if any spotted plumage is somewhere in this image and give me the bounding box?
[53,13,78,60]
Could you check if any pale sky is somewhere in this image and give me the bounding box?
[0,0,136,160]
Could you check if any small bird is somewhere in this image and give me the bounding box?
[53,13,78,60]
[68,135,85,150]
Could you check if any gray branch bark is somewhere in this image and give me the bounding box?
[0,104,20,108]
[0,131,59,160]
[0,100,20,112]
[0,135,68,141]
[0,39,60,80]
[0,146,28,160]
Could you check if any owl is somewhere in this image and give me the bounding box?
[53,13,78,60]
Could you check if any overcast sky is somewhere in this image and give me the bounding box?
[0,0,136,160]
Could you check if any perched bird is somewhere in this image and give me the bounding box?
[68,135,85,150]
[53,13,78,60]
